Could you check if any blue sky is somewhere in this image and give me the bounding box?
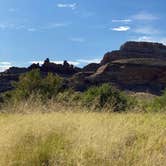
[0,0,166,71]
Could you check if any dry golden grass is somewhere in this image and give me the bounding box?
[0,102,166,166]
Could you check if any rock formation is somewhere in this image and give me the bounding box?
[0,59,81,93]
[70,41,166,93]
[101,41,166,64]
[1,41,166,94]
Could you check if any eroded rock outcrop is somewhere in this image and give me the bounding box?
[1,41,166,94]
[69,41,166,93]
[101,41,166,65]
[87,41,166,93]
[0,59,81,93]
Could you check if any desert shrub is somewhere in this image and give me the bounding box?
[82,83,131,112]
[55,89,82,106]
[145,90,166,112]
[8,69,64,102]
[134,89,166,112]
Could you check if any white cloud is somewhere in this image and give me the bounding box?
[49,23,69,28]
[57,3,77,10]
[70,37,85,42]
[111,26,130,31]
[160,38,166,45]
[134,36,166,45]
[0,62,11,65]
[67,61,80,66]
[132,12,159,21]
[134,27,159,35]
[136,36,153,42]
[27,28,37,32]
[15,25,26,30]
[78,11,95,18]
[0,21,69,32]
[43,23,70,30]
[29,58,101,67]
[77,59,100,64]
[0,23,15,30]
[0,23,27,31]
[0,62,12,72]
[112,19,132,23]
[0,24,7,30]
[8,8,17,12]
[29,61,43,65]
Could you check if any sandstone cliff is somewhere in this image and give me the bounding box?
[1,41,166,94]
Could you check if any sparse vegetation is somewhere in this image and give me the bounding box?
[0,70,166,165]
[81,83,132,112]
[3,69,64,103]
[0,104,165,166]
[1,70,135,112]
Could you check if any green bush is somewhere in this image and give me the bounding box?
[82,83,131,112]
[56,89,81,105]
[145,90,166,112]
[9,69,64,102]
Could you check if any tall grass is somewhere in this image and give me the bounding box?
[0,102,165,165]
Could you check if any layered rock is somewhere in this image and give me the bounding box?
[88,41,166,93]
[70,41,166,93]
[1,41,166,94]
[101,41,166,65]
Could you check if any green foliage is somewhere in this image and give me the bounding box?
[9,69,63,102]
[145,90,166,112]
[1,69,135,112]
[82,83,131,112]
[133,90,166,112]
[56,89,82,106]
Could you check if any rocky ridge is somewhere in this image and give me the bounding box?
[1,41,166,94]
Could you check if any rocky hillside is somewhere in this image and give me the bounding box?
[70,41,166,94]
[1,41,166,94]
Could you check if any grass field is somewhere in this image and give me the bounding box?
[0,103,166,166]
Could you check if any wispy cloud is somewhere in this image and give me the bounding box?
[29,58,101,67]
[43,22,70,30]
[134,27,159,35]
[112,19,132,23]
[132,12,159,21]
[0,23,33,32]
[134,36,166,45]
[0,62,12,72]
[77,59,100,64]
[0,23,15,30]
[111,26,130,32]
[75,11,95,18]
[57,3,77,10]
[136,36,153,42]
[15,25,26,30]
[27,28,37,32]
[8,8,17,12]
[70,37,85,43]
[0,21,70,32]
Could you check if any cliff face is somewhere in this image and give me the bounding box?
[1,41,166,94]
[101,41,166,65]
[70,41,166,93]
